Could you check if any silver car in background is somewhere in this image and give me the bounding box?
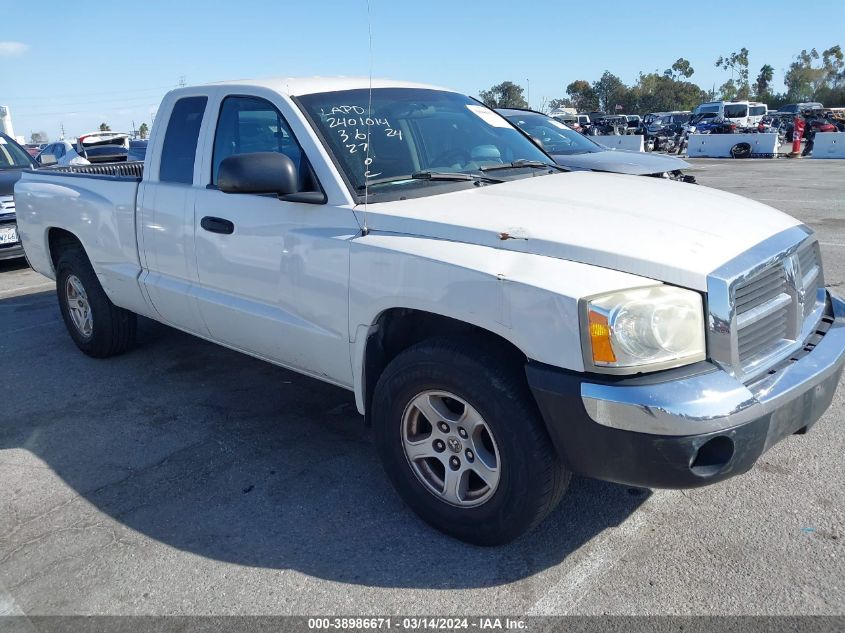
[498,109,694,182]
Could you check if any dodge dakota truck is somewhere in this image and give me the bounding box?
[15,78,845,545]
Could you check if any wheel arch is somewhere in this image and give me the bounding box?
[47,227,87,273]
[356,307,528,423]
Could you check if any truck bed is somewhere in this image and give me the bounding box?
[15,164,144,305]
[38,161,144,180]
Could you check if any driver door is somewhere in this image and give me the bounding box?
[192,94,357,386]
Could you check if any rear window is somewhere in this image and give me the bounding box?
[749,105,767,116]
[724,104,748,118]
[159,96,207,184]
[698,104,720,113]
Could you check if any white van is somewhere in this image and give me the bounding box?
[694,101,768,128]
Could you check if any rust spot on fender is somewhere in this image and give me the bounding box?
[498,227,528,241]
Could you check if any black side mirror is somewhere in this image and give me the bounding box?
[218,152,297,196]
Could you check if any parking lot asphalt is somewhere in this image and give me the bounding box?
[1,158,844,617]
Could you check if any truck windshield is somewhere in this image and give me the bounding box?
[0,134,34,169]
[296,88,553,194]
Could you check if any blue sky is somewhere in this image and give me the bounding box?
[2,0,842,141]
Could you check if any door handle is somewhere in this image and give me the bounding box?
[200,216,234,235]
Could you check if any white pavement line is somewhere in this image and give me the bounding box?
[526,493,670,616]
[819,242,845,248]
[0,282,54,299]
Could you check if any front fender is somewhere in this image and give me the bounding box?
[348,231,659,412]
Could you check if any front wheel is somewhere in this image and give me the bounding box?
[372,337,570,545]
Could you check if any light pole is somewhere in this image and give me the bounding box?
[526,78,531,109]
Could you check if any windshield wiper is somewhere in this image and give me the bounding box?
[412,170,504,183]
[479,159,566,172]
[357,171,504,190]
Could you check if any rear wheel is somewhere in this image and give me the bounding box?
[56,245,136,357]
[372,336,569,545]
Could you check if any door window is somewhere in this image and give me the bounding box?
[211,96,304,186]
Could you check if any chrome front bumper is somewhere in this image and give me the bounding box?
[582,292,845,437]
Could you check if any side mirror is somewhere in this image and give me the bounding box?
[218,152,297,196]
[40,154,57,166]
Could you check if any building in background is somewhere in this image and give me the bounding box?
[0,106,15,140]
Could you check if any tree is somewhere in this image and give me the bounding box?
[628,72,705,114]
[755,64,774,97]
[138,123,149,139]
[719,78,738,101]
[548,98,571,111]
[716,48,750,99]
[565,79,598,112]
[821,45,844,88]
[665,58,694,80]
[478,81,527,109]
[784,45,845,103]
[30,131,48,144]
[99,122,111,131]
[592,71,626,112]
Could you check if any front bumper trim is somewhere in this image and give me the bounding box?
[581,292,845,437]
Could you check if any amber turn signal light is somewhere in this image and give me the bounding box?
[588,310,617,364]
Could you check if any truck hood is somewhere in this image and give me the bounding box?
[551,149,689,175]
[363,171,801,291]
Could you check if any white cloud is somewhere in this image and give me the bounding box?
[0,42,29,57]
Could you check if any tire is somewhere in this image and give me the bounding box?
[730,142,752,159]
[372,336,570,545]
[55,244,137,358]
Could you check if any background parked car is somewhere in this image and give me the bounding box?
[777,102,824,115]
[694,101,768,128]
[626,114,643,134]
[498,109,693,182]
[645,111,691,138]
[0,132,37,260]
[23,143,46,158]
[36,132,130,166]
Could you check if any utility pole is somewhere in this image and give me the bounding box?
[178,75,186,88]
[60,122,65,140]
[132,120,136,138]
[526,78,531,109]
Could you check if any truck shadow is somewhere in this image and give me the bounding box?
[0,290,649,589]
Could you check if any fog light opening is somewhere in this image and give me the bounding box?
[690,436,734,478]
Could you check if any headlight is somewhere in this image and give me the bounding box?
[583,286,706,372]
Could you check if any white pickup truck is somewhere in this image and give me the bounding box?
[16,78,845,545]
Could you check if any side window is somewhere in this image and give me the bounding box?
[159,96,207,184]
[211,96,304,186]
[54,143,66,158]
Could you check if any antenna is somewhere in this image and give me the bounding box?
[361,0,374,236]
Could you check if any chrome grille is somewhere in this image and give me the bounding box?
[706,227,825,383]
[798,242,820,320]
[735,266,787,313]
[734,266,791,366]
